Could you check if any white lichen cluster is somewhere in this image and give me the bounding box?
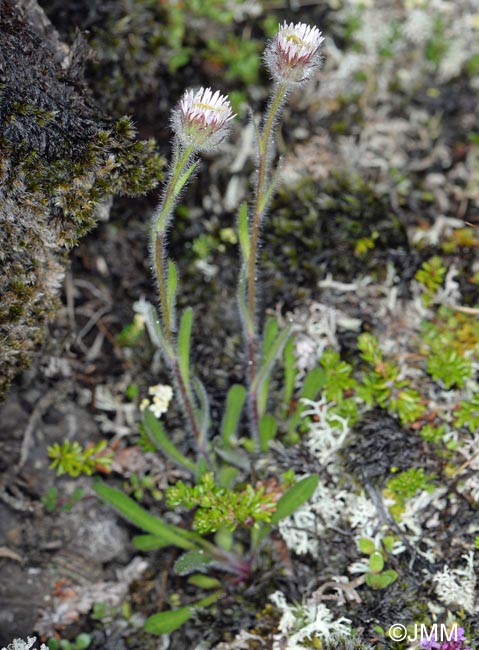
[432,552,478,613]
[276,256,478,620]
[288,300,361,380]
[269,590,351,649]
[322,0,479,96]
[278,471,385,558]
[282,0,479,227]
[90,383,138,436]
[1,639,47,650]
[278,397,385,556]
[301,396,351,467]
[456,432,479,504]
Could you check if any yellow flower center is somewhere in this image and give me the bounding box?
[193,101,226,114]
[286,33,306,47]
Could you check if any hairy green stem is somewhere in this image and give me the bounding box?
[151,144,194,337]
[246,82,287,444]
[150,142,206,454]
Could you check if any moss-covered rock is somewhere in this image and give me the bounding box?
[0,0,164,399]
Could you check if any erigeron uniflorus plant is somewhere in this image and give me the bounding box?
[95,22,325,635]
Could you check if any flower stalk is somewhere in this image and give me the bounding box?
[151,143,195,347]
[245,81,288,440]
[242,22,324,446]
[149,87,234,460]
[150,144,204,451]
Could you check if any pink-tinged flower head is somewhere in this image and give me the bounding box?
[264,22,324,85]
[172,87,235,151]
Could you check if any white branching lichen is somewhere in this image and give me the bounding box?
[301,397,351,466]
[269,590,351,649]
[1,639,48,650]
[432,552,478,613]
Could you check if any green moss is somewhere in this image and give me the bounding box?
[263,173,409,304]
[0,1,164,399]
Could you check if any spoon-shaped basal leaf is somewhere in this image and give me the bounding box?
[94,482,199,550]
[270,475,319,524]
[221,384,247,448]
[143,408,195,473]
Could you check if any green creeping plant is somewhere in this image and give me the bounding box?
[358,536,398,590]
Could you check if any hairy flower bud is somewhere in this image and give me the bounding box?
[172,87,235,151]
[264,22,324,85]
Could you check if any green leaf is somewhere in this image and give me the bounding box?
[369,551,385,574]
[194,590,223,608]
[251,325,291,398]
[378,569,398,588]
[250,522,269,549]
[215,445,250,472]
[141,299,174,361]
[143,409,195,473]
[258,161,283,214]
[365,573,382,589]
[258,318,279,416]
[192,377,210,446]
[187,574,222,589]
[196,455,209,480]
[283,336,297,409]
[178,307,193,390]
[167,260,178,321]
[144,591,223,634]
[301,366,327,400]
[238,202,250,263]
[366,570,397,589]
[214,526,233,551]
[288,366,327,433]
[237,268,254,337]
[221,384,247,448]
[358,537,376,555]
[259,414,277,452]
[144,607,193,635]
[74,634,91,650]
[132,534,170,551]
[262,317,279,357]
[174,550,211,576]
[174,160,199,196]
[270,475,319,524]
[94,482,198,550]
[218,465,238,489]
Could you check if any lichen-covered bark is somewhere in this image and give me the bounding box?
[0,0,164,398]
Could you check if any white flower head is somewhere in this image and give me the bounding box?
[147,383,173,418]
[264,22,324,85]
[172,87,235,151]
